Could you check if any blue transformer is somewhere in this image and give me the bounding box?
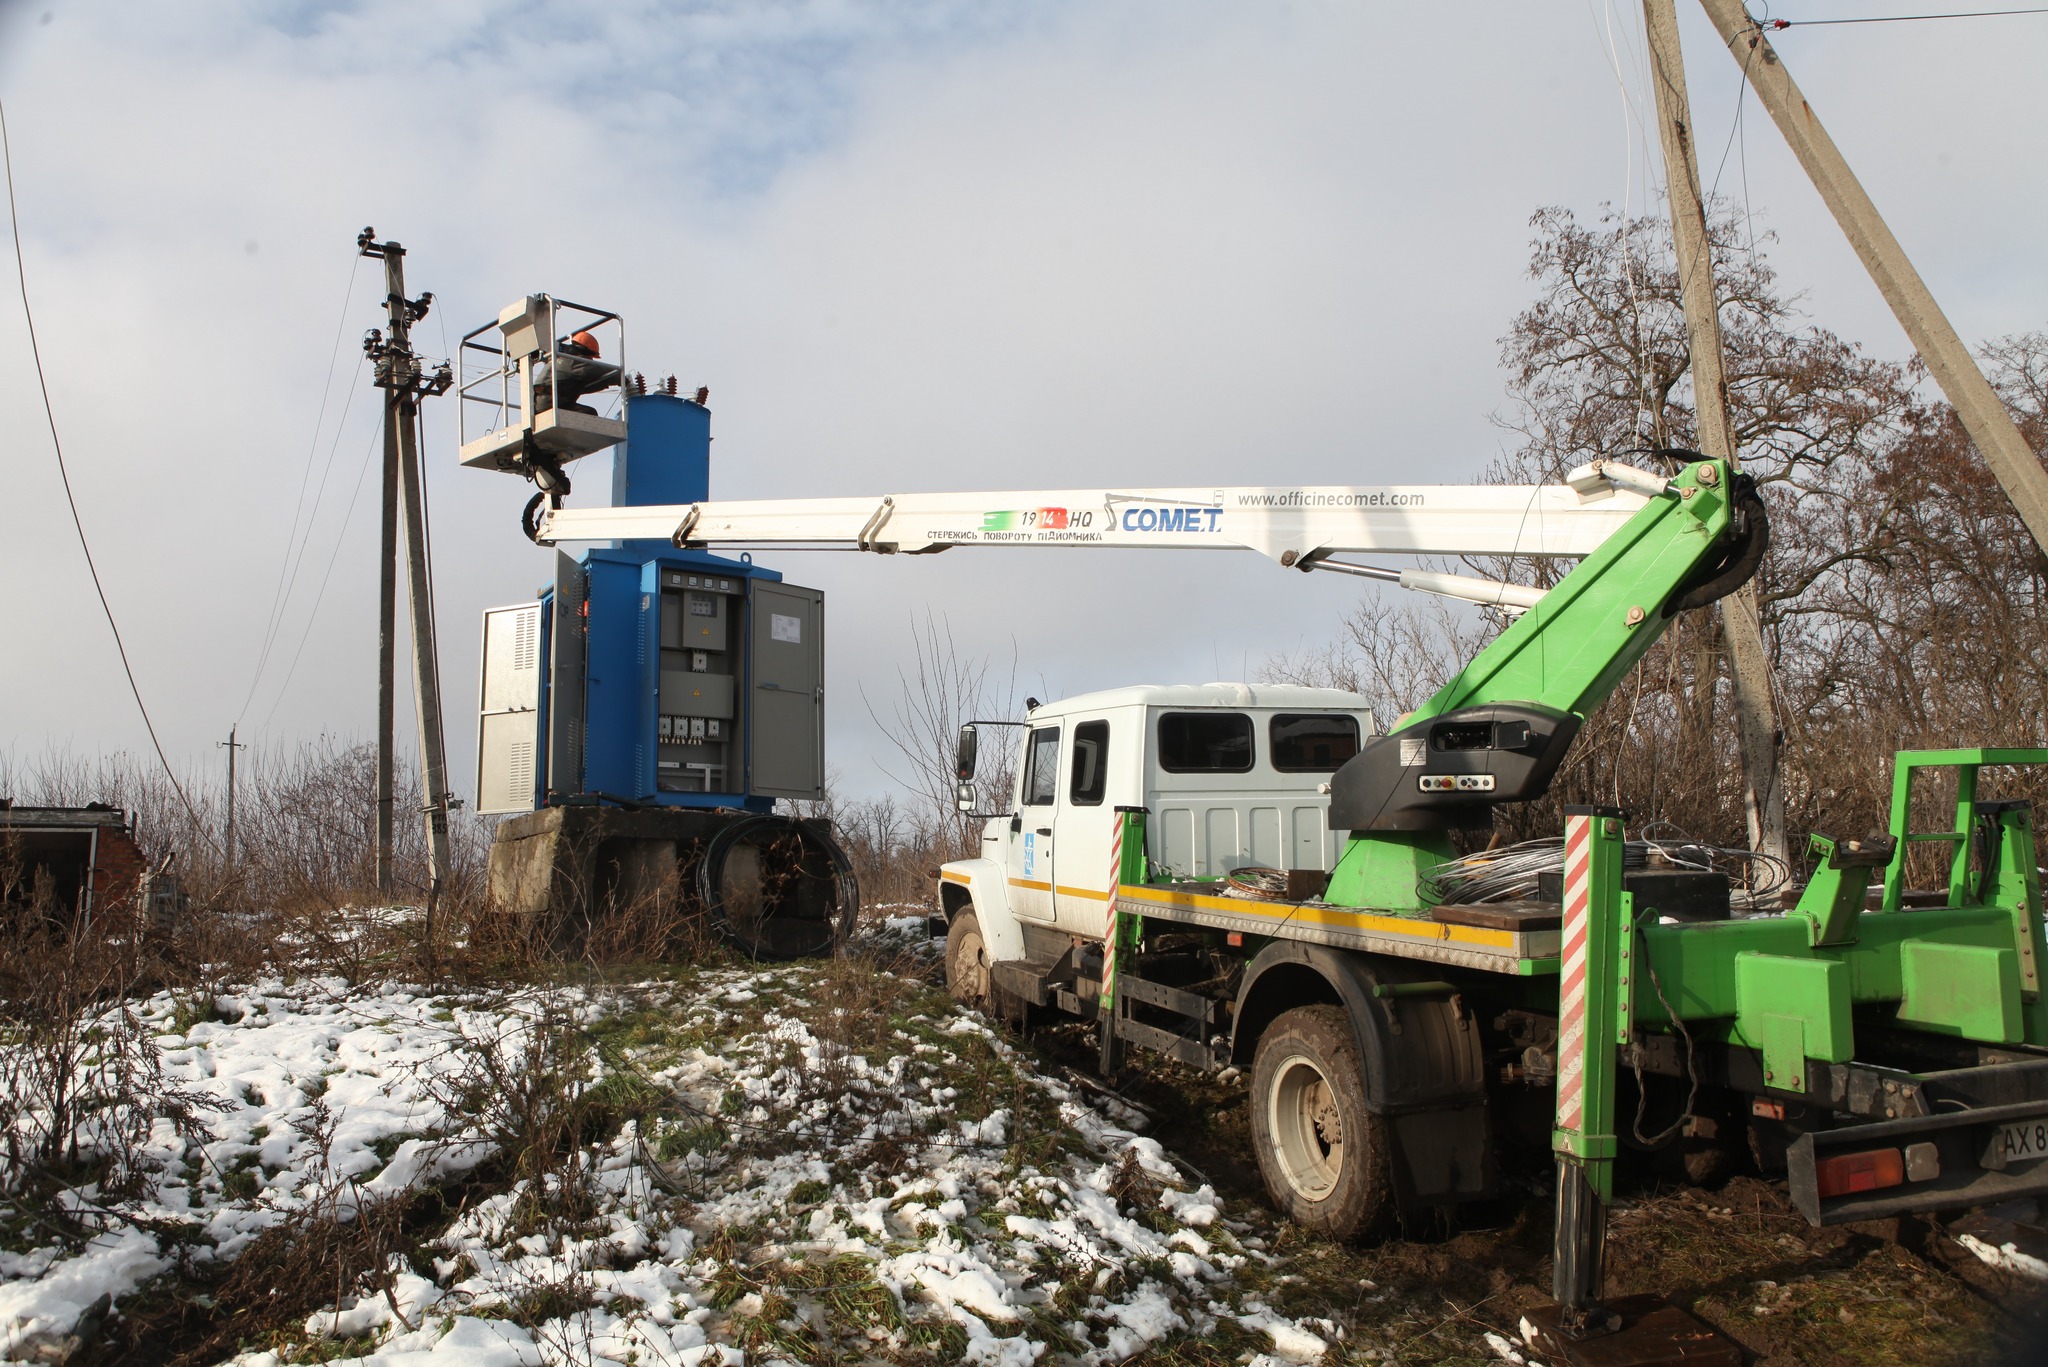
[475,391,826,816]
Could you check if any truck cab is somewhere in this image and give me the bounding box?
[938,684,1375,971]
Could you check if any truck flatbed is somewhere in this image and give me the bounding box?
[1118,880,1561,976]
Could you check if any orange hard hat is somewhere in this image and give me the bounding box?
[569,329,600,357]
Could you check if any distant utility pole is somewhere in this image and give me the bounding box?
[1694,0,2048,555]
[357,228,454,954]
[1641,0,1786,865]
[218,724,245,866]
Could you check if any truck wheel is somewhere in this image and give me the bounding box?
[946,910,991,1008]
[1250,1005,1392,1240]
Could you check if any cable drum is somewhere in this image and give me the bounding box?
[695,814,859,960]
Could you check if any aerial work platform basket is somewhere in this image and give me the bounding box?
[457,294,625,474]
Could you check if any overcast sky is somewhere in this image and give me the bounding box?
[2,0,2044,809]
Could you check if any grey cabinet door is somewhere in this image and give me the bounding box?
[477,601,543,814]
[747,582,825,800]
[546,553,586,798]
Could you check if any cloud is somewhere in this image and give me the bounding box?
[1,0,2042,805]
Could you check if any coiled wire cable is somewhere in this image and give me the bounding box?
[1221,866,1290,900]
[696,814,860,960]
[1419,825,1791,912]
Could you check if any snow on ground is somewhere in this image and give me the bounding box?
[1957,1232,2048,1280]
[1,976,528,1360]
[2,931,1340,1366]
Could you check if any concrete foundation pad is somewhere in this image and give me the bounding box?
[487,804,849,958]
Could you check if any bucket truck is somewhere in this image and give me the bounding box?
[534,450,2048,1268]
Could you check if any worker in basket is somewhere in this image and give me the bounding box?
[533,328,621,416]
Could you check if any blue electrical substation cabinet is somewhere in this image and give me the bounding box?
[476,389,827,815]
[458,296,826,818]
[462,297,845,958]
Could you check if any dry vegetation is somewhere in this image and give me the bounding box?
[1272,204,2048,882]
[5,741,2042,1364]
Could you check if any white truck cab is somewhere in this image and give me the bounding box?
[938,684,1375,972]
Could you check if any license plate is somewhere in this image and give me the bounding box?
[2003,1119,2048,1161]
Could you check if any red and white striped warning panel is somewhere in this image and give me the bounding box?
[1102,817,1125,1002]
[1554,812,1594,1134]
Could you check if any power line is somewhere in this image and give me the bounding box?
[1762,7,2048,27]
[238,260,368,721]
[1,95,212,840]
[258,421,386,734]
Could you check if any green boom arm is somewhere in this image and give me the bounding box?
[1325,457,1763,910]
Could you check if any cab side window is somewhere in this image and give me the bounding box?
[1270,713,1361,772]
[1158,711,1254,772]
[1069,721,1110,805]
[1023,726,1062,806]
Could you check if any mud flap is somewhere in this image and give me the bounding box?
[1389,1103,1492,1207]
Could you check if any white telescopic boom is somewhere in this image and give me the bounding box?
[534,473,1654,565]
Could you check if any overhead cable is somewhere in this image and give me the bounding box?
[239,260,368,721]
[1,95,212,841]
[1762,8,2048,28]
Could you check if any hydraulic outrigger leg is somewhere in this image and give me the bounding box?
[1551,808,1623,1320]
[1527,808,1745,1365]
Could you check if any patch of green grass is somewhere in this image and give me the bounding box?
[1144,1315,1276,1366]
[652,1115,727,1162]
[503,1279,597,1328]
[1006,1188,1057,1221]
[703,1261,754,1311]
[165,993,227,1037]
[728,1288,819,1360]
[1021,1307,1090,1360]
[367,1132,424,1165]
[903,1312,970,1359]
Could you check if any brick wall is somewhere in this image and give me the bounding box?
[90,823,147,917]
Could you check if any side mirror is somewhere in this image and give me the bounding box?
[956,781,977,813]
[955,724,979,780]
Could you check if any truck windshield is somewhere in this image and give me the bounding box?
[1270,713,1361,771]
[1158,712,1253,773]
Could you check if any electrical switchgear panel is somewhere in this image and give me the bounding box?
[656,570,742,794]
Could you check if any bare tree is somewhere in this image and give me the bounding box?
[1273,204,2048,866]
[861,611,1019,856]
[1264,589,1495,727]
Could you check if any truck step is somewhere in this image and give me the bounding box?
[1115,1016,1219,1070]
[1113,972,1226,1027]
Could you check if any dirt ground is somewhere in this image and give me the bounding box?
[1047,1020,2048,1366]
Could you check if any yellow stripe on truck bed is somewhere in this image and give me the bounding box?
[1116,881,1559,975]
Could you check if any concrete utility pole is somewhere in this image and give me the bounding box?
[218,724,245,866]
[1695,0,2048,555]
[1642,0,1786,865]
[376,385,399,897]
[358,228,455,955]
[377,385,398,895]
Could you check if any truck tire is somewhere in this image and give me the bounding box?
[946,910,991,1008]
[1250,1004,1392,1240]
